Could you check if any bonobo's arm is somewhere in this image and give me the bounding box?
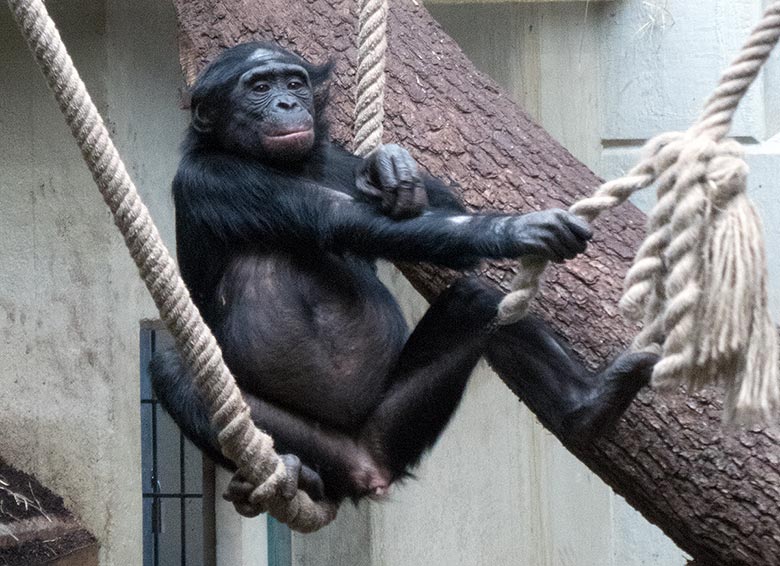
[174,152,591,268]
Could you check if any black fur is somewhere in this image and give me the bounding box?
[151,43,655,503]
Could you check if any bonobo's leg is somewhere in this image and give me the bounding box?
[359,278,498,480]
[150,348,327,500]
[482,288,658,444]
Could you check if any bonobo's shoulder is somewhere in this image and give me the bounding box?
[174,145,252,194]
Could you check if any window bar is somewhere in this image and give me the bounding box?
[180,430,186,566]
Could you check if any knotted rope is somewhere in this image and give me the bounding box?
[497,2,780,422]
[7,0,337,532]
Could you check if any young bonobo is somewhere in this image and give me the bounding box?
[151,42,656,504]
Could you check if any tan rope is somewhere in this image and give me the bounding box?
[7,0,337,532]
[497,2,780,422]
[354,0,388,156]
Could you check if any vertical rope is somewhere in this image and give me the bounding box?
[7,0,336,531]
[354,0,388,156]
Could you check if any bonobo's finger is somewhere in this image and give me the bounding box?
[541,219,581,260]
[391,182,413,216]
[390,178,427,219]
[557,223,589,258]
[542,234,567,263]
[562,212,593,242]
[543,209,590,259]
[355,158,383,198]
[278,454,303,500]
[356,176,383,198]
[387,144,419,185]
[299,464,326,501]
[381,185,398,215]
[374,144,427,218]
[374,145,400,191]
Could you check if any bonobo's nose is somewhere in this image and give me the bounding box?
[277,98,299,111]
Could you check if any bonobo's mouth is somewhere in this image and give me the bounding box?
[263,127,315,157]
[266,127,314,141]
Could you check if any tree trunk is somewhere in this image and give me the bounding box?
[172,1,780,562]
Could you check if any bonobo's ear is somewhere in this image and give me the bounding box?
[307,59,335,117]
[192,103,214,133]
[308,60,335,90]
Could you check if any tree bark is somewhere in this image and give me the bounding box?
[172,1,780,562]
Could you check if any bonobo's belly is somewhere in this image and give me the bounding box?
[214,251,408,429]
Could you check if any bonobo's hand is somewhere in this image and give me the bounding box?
[357,144,429,219]
[509,209,592,262]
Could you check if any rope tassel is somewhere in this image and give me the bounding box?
[620,138,780,424]
[693,156,780,422]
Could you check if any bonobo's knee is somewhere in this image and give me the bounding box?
[432,277,501,327]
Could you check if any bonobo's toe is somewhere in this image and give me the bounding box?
[278,454,303,500]
[298,462,326,502]
[279,454,326,502]
[561,351,658,446]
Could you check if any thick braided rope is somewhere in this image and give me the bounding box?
[649,138,719,384]
[621,5,780,398]
[7,0,336,532]
[497,1,780,327]
[353,0,388,156]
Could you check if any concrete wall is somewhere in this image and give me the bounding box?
[0,1,185,563]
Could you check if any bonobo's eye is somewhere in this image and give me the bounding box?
[287,79,305,90]
[252,82,271,93]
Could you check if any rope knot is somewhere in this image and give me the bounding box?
[705,143,748,208]
[642,131,685,177]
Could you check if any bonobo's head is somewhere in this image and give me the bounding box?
[188,42,333,163]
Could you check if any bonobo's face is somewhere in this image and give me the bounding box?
[223,48,316,162]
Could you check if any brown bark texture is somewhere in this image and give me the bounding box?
[172,0,780,562]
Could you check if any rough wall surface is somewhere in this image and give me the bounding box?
[0,1,185,564]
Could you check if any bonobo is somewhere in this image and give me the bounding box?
[151,42,656,504]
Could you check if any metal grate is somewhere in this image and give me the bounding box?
[141,325,216,566]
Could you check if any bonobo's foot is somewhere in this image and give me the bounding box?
[561,352,658,445]
[483,313,658,447]
[223,454,326,517]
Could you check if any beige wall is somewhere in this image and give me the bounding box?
[0,1,184,564]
